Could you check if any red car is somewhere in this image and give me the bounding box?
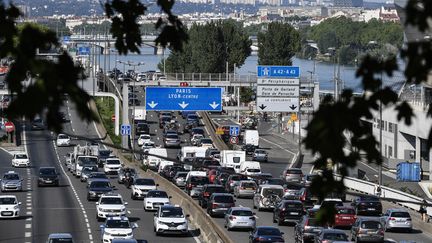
[208,169,217,184]
[334,206,356,228]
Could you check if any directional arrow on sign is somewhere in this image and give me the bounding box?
[259,104,267,110]
[147,101,158,108]
[209,101,219,109]
[178,101,189,109]
[289,105,298,110]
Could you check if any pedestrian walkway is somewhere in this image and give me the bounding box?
[0,142,25,155]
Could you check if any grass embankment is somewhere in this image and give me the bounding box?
[94,97,121,146]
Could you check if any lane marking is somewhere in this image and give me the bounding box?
[260,137,297,169]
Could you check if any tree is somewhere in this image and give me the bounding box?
[257,22,300,65]
[219,20,252,72]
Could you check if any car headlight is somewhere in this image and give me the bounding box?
[103,231,111,236]
[89,191,96,195]
[14,205,19,210]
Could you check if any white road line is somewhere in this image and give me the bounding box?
[25,232,31,237]
[25,224,31,229]
[260,137,297,169]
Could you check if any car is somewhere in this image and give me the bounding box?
[163,134,181,148]
[111,239,138,243]
[87,179,114,201]
[224,207,256,231]
[234,180,257,198]
[31,118,45,130]
[381,208,412,232]
[47,233,73,243]
[294,215,324,243]
[135,123,150,135]
[104,158,122,174]
[198,184,226,208]
[87,172,108,186]
[334,206,356,228]
[302,174,318,187]
[320,198,344,210]
[37,167,60,187]
[161,165,185,180]
[253,185,285,211]
[314,229,349,243]
[97,149,113,167]
[11,152,30,167]
[206,193,236,217]
[128,98,140,106]
[159,116,172,128]
[350,217,384,243]
[298,187,319,208]
[0,195,21,218]
[273,200,305,226]
[96,193,128,221]
[262,178,285,186]
[283,183,303,196]
[183,120,198,133]
[282,168,303,183]
[254,172,273,185]
[80,165,99,182]
[249,226,285,243]
[225,174,248,193]
[353,195,382,216]
[143,190,171,211]
[130,178,158,200]
[252,149,268,162]
[118,168,137,184]
[137,134,153,146]
[197,138,213,148]
[215,172,230,187]
[205,148,220,160]
[153,205,189,236]
[56,134,71,146]
[173,171,188,188]
[185,174,210,197]
[1,171,22,192]
[190,127,204,136]
[243,144,256,156]
[100,216,138,242]
[191,134,204,146]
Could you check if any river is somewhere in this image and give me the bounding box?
[98,48,406,92]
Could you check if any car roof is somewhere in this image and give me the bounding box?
[90,178,110,182]
[0,195,17,199]
[256,226,279,230]
[160,205,182,210]
[357,216,382,222]
[387,208,409,213]
[230,206,253,211]
[100,193,122,198]
[107,216,129,221]
[211,193,233,197]
[319,228,346,234]
[260,184,284,189]
[4,171,18,175]
[48,233,73,239]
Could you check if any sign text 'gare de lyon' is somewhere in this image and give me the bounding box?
[145,87,223,111]
[256,66,300,112]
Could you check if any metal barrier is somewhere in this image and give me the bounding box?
[199,112,229,150]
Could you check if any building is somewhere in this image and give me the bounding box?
[334,0,363,7]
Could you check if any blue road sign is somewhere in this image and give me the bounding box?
[120,124,131,136]
[229,126,240,136]
[257,66,300,78]
[62,36,71,43]
[145,87,222,111]
[78,46,90,55]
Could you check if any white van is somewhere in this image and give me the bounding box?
[239,161,261,177]
[158,161,174,174]
[177,146,207,170]
[220,150,246,171]
[244,130,259,147]
[185,171,207,182]
[143,148,168,170]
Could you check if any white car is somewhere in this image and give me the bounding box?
[154,205,189,236]
[0,195,21,219]
[96,193,128,221]
[100,216,137,243]
[104,158,122,174]
[131,178,157,200]
[143,190,170,211]
[191,134,203,146]
[137,134,153,147]
[11,153,30,167]
[56,134,71,146]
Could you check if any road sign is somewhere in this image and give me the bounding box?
[78,46,90,55]
[120,124,131,136]
[257,78,300,85]
[216,127,225,135]
[290,113,298,121]
[4,121,14,133]
[62,36,71,43]
[111,115,116,122]
[257,66,300,78]
[256,97,299,112]
[229,136,239,145]
[229,126,240,136]
[257,86,299,97]
[145,87,222,111]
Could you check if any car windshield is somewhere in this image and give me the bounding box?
[247,169,261,173]
[255,150,266,154]
[176,172,188,178]
[241,182,257,188]
[100,197,122,204]
[232,210,253,216]
[214,195,234,203]
[58,134,69,139]
[361,221,382,229]
[161,208,184,218]
[83,166,97,172]
[257,228,281,236]
[287,169,302,174]
[106,219,130,228]
[200,139,212,144]
[231,175,247,181]
[207,187,225,193]
[188,115,198,120]
[39,169,56,175]
[90,173,107,179]
[106,160,121,165]
[147,191,168,198]
[191,177,209,185]
[192,129,204,134]
[338,208,355,214]
[262,188,284,197]
[161,117,171,122]
[99,150,111,156]
[166,135,179,139]
[359,196,379,201]
[265,179,284,186]
[15,154,28,159]
[140,135,150,140]
[4,174,19,180]
[135,179,155,186]
[49,238,73,243]
[323,232,348,241]
[0,197,16,204]
[284,202,303,209]
[306,175,317,180]
[391,212,410,218]
[90,181,110,188]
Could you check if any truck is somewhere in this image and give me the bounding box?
[239,161,261,177]
[143,148,168,170]
[134,107,146,124]
[177,146,207,170]
[243,130,259,147]
[220,150,246,172]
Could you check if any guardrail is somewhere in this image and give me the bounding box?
[199,112,229,150]
[339,175,430,214]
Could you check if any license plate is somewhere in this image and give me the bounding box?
[367,231,375,235]
[169,227,177,230]
[46,180,52,183]
[3,212,12,216]
[219,208,227,210]
[367,208,375,211]
[343,217,351,219]
[290,212,299,215]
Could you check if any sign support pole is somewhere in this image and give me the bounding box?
[122,81,129,149]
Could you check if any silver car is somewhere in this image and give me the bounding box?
[163,134,181,148]
[234,180,257,198]
[381,208,412,232]
[1,171,22,192]
[224,207,256,230]
[282,168,303,182]
[174,171,188,188]
[350,217,384,243]
[252,149,268,162]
